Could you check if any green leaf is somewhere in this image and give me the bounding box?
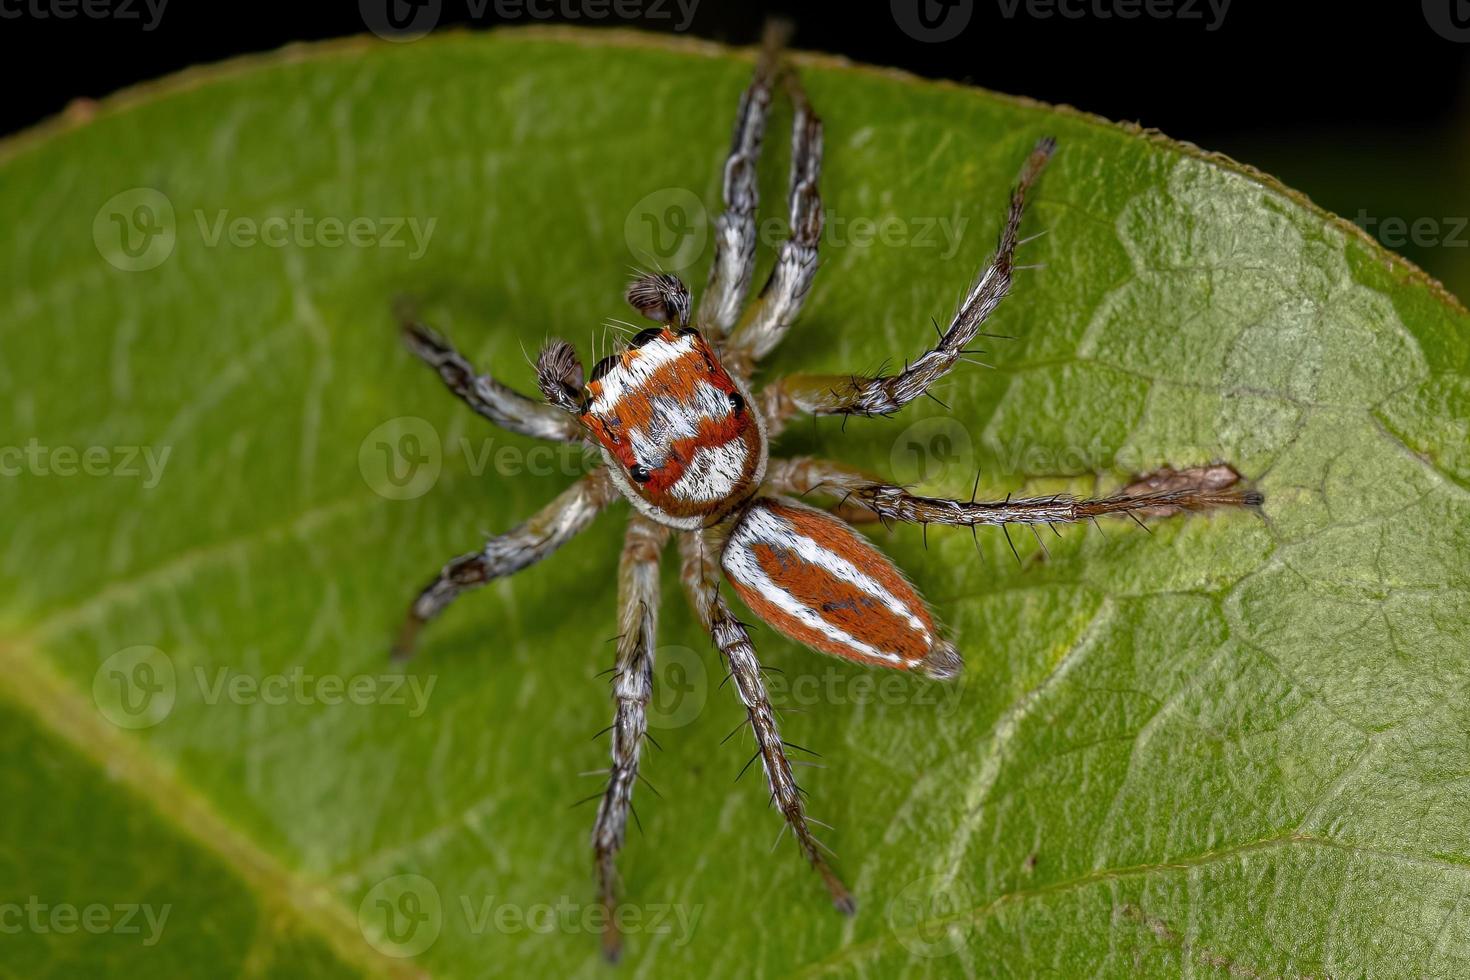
[3,27,1468,978]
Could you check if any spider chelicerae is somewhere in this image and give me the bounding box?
[388,29,1260,962]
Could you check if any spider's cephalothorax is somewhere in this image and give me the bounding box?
[580,325,765,529]
[390,25,1262,963]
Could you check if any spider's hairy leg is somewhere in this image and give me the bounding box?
[391,470,618,659]
[592,514,671,964]
[699,20,789,339]
[766,456,1263,531]
[758,137,1056,437]
[724,67,824,371]
[678,529,856,914]
[397,305,584,442]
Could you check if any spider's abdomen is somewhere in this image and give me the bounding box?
[721,498,962,679]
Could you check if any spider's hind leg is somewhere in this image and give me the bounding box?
[591,515,671,963]
[678,530,856,915]
[765,456,1263,533]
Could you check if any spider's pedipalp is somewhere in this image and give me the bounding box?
[679,530,856,913]
[535,339,588,415]
[625,272,692,329]
[391,470,617,659]
[398,308,584,442]
[592,514,671,963]
[759,137,1056,437]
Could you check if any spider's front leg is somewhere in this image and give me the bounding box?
[722,66,824,372]
[392,470,618,658]
[759,137,1055,437]
[677,529,857,915]
[591,514,671,963]
[699,22,788,340]
[398,307,584,443]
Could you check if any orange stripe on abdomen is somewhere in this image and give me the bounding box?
[721,498,938,671]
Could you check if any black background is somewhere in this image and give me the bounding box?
[3,1,1469,286]
[4,2,1467,142]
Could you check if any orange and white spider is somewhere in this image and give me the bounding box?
[390,29,1260,962]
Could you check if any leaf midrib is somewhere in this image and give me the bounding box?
[0,631,427,980]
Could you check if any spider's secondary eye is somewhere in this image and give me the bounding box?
[629,327,663,349]
[676,327,699,338]
[727,391,745,414]
[629,464,652,483]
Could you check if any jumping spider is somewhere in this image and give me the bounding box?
[390,31,1260,962]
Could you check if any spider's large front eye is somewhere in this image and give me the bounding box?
[629,327,662,349]
[588,355,619,384]
[629,464,652,483]
[727,391,745,414]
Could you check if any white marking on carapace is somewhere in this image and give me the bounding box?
[588,334,697,414]
[670,439,750,503]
